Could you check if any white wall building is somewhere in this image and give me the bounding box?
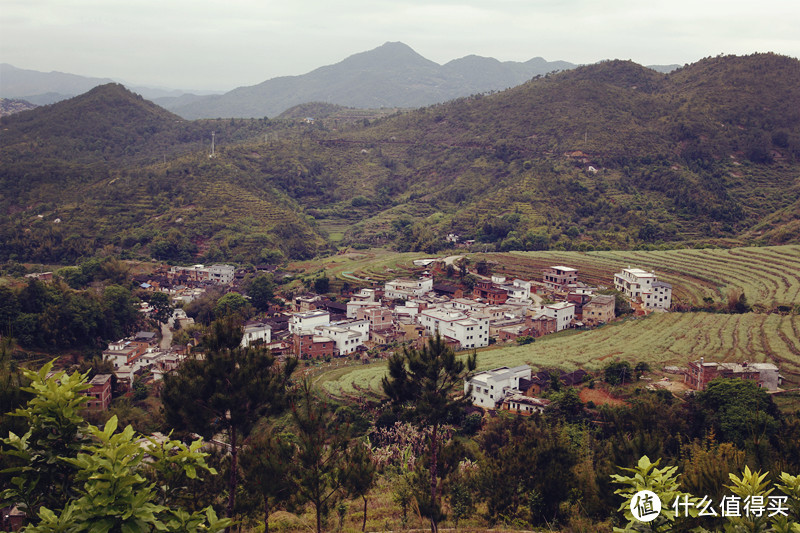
[614,268,672,310]
[544,301,575,332]
[241,322,272,348]
[208,264,235,284]
[289,310,330,334]
[385,277,434,300]
[465,365,532,408]
[644,281,673,310]
[418,308,489,349]
[314,320,368,355]
[346,300,381,319]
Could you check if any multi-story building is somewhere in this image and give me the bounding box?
[418,308,489,349]
[543,266,578,290]
[313,325,365,355]
[582,294,616,326]
[84,374,113,411]
[240,321,272,348]
[314,319,369,355]
[103,339,149,370]
[293,333,335,359]
[168,264,235,284]
[289,310,330,334]
[614,268,672,310]
[207,264,235,284]
[357,307,394,332]
[465,365,532,408]
[543,301,575,332]
[472,280,508,305]
[644,281,673,310]
[384,277,433,300]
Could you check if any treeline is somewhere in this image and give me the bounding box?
[2,321,800,531]
[0,276,140,350]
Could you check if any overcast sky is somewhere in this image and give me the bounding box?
[2,0,799,91]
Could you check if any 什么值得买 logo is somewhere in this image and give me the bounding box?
[631,490,662,522]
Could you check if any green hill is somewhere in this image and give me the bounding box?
[0,85,328,263]
[1,54,799,264]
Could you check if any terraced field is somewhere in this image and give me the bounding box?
[309,245,800,399]
[289,249,432,284]
[494,245,800,307]
[319,312,800,399]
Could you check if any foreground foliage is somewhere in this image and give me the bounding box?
[0,361,231,532]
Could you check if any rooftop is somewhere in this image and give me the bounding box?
[550,266,578,272]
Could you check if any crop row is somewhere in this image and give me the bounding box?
[501,245,800,307]
[320,312,800,399]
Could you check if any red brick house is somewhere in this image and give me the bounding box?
[528,315,557,337]
[473,280,508,305]
[293,333,335,359]
[84,374,113,411]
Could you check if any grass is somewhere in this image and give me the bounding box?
[288,248,432,286]
[492,244,800,307]
[318,312,800,400]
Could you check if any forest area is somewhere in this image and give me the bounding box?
[2,316,800,533]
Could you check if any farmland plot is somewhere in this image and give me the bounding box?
[499,244,800,307]
[319,312,800,399]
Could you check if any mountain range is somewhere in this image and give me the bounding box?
[155,42,582,118]
[1,53,797,265]
[1,42,680,119]
[0,63,220,106]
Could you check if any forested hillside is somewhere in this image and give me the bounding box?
[1,54,799,264]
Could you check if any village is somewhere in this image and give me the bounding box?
[76,256,780,414]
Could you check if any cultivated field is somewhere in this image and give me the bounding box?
[310,245,800,400]
[494,244,800,308]
[292,245,800,308]
[319,312,800,399]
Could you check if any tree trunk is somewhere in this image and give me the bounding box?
[226,426,238,533]
[362,495,368,532]
[316,502,322,533]
[264,497,271,533]
[429,423,439,533]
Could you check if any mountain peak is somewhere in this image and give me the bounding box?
[337,41,439,70]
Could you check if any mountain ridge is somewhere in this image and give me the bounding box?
[1,54,797,264]
[162,41,578,118]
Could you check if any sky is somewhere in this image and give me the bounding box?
[2,0,799,92]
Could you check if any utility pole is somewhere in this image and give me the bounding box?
[211,131,216,158]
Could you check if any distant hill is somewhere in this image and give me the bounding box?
[2,54,798,265]
[0,63,220,105]
[0,63,116,103]
[0,98,37,117]
[161,42,578,119]
[0,84,327,263]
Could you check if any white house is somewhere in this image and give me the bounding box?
[544,301,575,332]
[465,365,532,408]
[314,322,368,355]
[208,264,235,284]
[614,268,672,310]
[385,277,434,300]
[418,308,489,349]
[240,322,272,348]
[350,288,378,303]
[346,300,381,319]
[289,310,330,334]
[643,281,672,310]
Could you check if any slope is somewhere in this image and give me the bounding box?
[165,42,576,119]
[0,84,328,263]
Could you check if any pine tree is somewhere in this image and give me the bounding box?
[162,318,297,524]
[381,334,476,533]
